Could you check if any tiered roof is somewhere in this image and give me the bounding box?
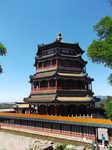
[25,33,94,104]
[30,70,93,81]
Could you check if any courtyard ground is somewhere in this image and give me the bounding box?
[0,129,91,150]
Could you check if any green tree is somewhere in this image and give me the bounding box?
[87,16,112,84]
[0,42,7,73]
[104,97,112,119]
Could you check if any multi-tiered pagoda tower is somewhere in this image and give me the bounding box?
[24,33,95,116]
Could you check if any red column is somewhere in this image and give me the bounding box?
[38,82,40,90]
[55,80,57,89]
[31,83,33,91]
[48,80,50,89]
[41,63,43,70]
[36,64,38,72]
[50,60,52,66]
[91,83,92,91]
[56,59,58,67]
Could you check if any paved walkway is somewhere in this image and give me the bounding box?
[0,131,34,150]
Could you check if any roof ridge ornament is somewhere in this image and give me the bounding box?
[56,32,62,42]
[74,41,79,44]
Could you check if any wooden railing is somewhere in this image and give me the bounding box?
[57,89,92,97]
[31,88,91,96]
[58,66,83,72]
[36,65,57,73]
[36,65,84,73]
[31,86,91,95]
[31,87,57,94]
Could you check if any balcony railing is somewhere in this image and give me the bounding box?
[57,89,92,97]
[31,87,92,96]
[31,87,57,94]
[36,65,85,73]
[36,65,57,73]
[58,66,83,72]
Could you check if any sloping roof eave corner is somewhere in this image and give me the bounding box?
[57,96,93,102]
[33,70,57,79]
[57,72,87,77]
[25,94,56,103]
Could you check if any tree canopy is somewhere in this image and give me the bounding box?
[0,42,7,73]
[87,16,112,84]
[104,97,112,119]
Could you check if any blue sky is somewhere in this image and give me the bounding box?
[0,0,112,102]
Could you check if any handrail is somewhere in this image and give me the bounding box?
[32,87,88,91]
[37,65,57,73]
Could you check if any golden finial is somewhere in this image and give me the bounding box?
[56,32,62,42]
